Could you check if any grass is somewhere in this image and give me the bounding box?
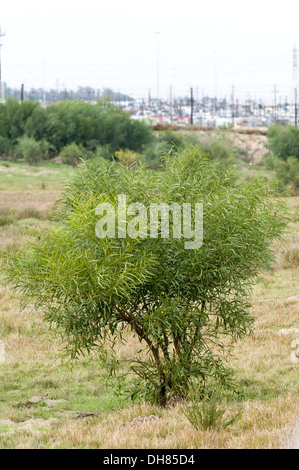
[0,160,74,191]
[0,158,298,449]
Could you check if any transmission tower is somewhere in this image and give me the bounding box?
[0,25,5,103]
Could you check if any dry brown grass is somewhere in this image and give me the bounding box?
[0,190,59,215]
[0,270,298,448]
[0,396,297,449]
[0,185,298,449]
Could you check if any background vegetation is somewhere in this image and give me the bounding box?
[0,113,298,448]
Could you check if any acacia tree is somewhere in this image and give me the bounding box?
[3,148,286,406]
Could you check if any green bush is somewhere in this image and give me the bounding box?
[274,156,299,193]
[142,141,169,168]
[16,136,43,166]
[60,143,85,166]
[0,136,11,158]
[183,386,241,431]
[0,100,153,156]
[198,140,238,170]
[26,100,153,154]
[267,125,299,161]
[114,148,143,166]
[0,215,13,226]
[94,145,113,161]
[142,131,199,168]
[39,138,55,160]
[3,148,287,406]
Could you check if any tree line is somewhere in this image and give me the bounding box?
[0,98,152,164]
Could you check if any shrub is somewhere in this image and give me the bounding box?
[142,131,198,168]
[274,156,299,193]
[114,149,142,166]
[60,143,84,166]
[142,141,169,168]
[0,215,13,227]
[279,234,299,268]
[3,148,287,406]
[267,125,299,161]
[198,140,237,170]
[17,136,43,166]
[39,139,55,160]
[94,145,113,161]
[183,386,241,431]
[0,136,11,158]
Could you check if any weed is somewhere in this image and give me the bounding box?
[182,388,242,431]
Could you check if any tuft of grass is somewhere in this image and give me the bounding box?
[0,215,13,227]
[16,207,42,220]
[275,233,299,269]
[182,387,242,431]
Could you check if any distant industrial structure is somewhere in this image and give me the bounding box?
[125,94,297,128]
[2,83,298,128]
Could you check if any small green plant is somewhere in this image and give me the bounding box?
[0,215,13,227]
[17,207,41,220]
[274,157,299,193]
[17,136,43,166]
[0,136,11,158]
[60,143,84,166]
[94,145,113,160]
[198,140,238,170]
[2,149,287,407]
[268,125,299,161]
[39,139,55,160]
[114,148,142,166]
[0,208,14,226]
[183,387,242,431]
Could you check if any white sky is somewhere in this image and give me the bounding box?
[1,0,299,103]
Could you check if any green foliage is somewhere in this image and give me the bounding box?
[0,99,39,146]
[0,99,153,156]
[183,386,241,430]
[142,131,198,168]
[93,145,113,161]
[114,148,143,166]
[3,147,287,406]
[0,215,13,227]
[0,136,11,158]
[141,141,169,168]
[60,143,85,166]
[198,140,238,170]
[16,136,43,166]
[39,138,55,160]
[267,125,299,161]
[274,156,299,192]
[266,155,299,193]
[157,130,186,149]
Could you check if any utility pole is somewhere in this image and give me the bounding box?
[0,25,6,103]
[21,84,24,102]
[190,87,194,125]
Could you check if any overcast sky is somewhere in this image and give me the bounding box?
[1,0,299,103]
